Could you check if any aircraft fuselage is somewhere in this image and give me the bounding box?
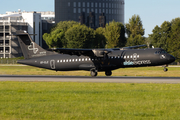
[18,48,175,73]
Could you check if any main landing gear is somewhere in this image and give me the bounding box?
[105,70,112,76]
[90,69,98,77]
[90,69,112,77]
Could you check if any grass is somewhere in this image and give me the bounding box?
[0,82,180,120]
[0,66,180,119]
[0,65,180,77]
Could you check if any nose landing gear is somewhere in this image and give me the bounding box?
[163,64,168,72]
[164,67,168,72]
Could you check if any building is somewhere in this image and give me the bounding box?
[0,10,55,58]
[0,19,27,58]
[55,0,124,28]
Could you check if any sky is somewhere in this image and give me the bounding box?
[0,0,180,37]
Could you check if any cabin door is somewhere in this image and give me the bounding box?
[50,60,56,69]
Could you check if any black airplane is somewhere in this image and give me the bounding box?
[16,31,175,77]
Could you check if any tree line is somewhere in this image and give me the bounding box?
[43,15,180,62]
[43,15,144,49]
[149,18,180,62]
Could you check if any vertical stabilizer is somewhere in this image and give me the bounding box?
[16,31,57,59]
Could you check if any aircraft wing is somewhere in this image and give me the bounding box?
[50,48,94,56]
[50,48,113,57]
[50,44,147,57]
[120,44,147,50]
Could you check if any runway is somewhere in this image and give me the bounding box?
[0,75,180,83]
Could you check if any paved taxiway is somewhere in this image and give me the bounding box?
[0,75,180,83]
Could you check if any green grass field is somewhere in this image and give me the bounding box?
[0,65,180,77]
[0,82,180,120]
[0,65,180,119]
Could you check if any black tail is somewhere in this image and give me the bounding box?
[16,31,57,59]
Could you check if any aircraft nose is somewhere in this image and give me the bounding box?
[169,55,175,63]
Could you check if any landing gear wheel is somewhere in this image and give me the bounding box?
[90,70,98,77]
[105,70,112,76]
[164,68,168,72]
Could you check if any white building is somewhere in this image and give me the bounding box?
[0,10,55,58]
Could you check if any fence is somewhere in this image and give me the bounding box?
[0,59,18,64]
[0,57,23,64]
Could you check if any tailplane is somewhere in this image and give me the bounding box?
[16,31,57,59]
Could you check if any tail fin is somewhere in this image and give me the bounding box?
[16,31,57,59]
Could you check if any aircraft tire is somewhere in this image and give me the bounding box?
[90,70,98,77]
[164,68,168,72]
[105,70,112,76]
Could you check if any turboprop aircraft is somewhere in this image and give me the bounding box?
[16,31,175,77]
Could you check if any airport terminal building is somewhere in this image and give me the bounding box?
[55,0,124,28]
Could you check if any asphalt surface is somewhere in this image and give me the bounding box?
[0,75,180,83]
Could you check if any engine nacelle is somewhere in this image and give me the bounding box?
[92,49,112,57]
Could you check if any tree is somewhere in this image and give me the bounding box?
[43,29,65,48]
[145,37,152,48]
[167,18,180,62]
[94,27,106,48]
[65,24,95,48]
[126,15,145,46]
[149,25,161,48]
[44,21,80,48]
[52,21,79,32]
[149,21,171,51]
[150,21,171,51]
[104,20,126,48]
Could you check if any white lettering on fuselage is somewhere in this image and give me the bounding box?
[40,61,49,64]
[123,60,151,66]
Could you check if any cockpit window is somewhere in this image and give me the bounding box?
[155,50,167,54]
[161,50,167,54]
